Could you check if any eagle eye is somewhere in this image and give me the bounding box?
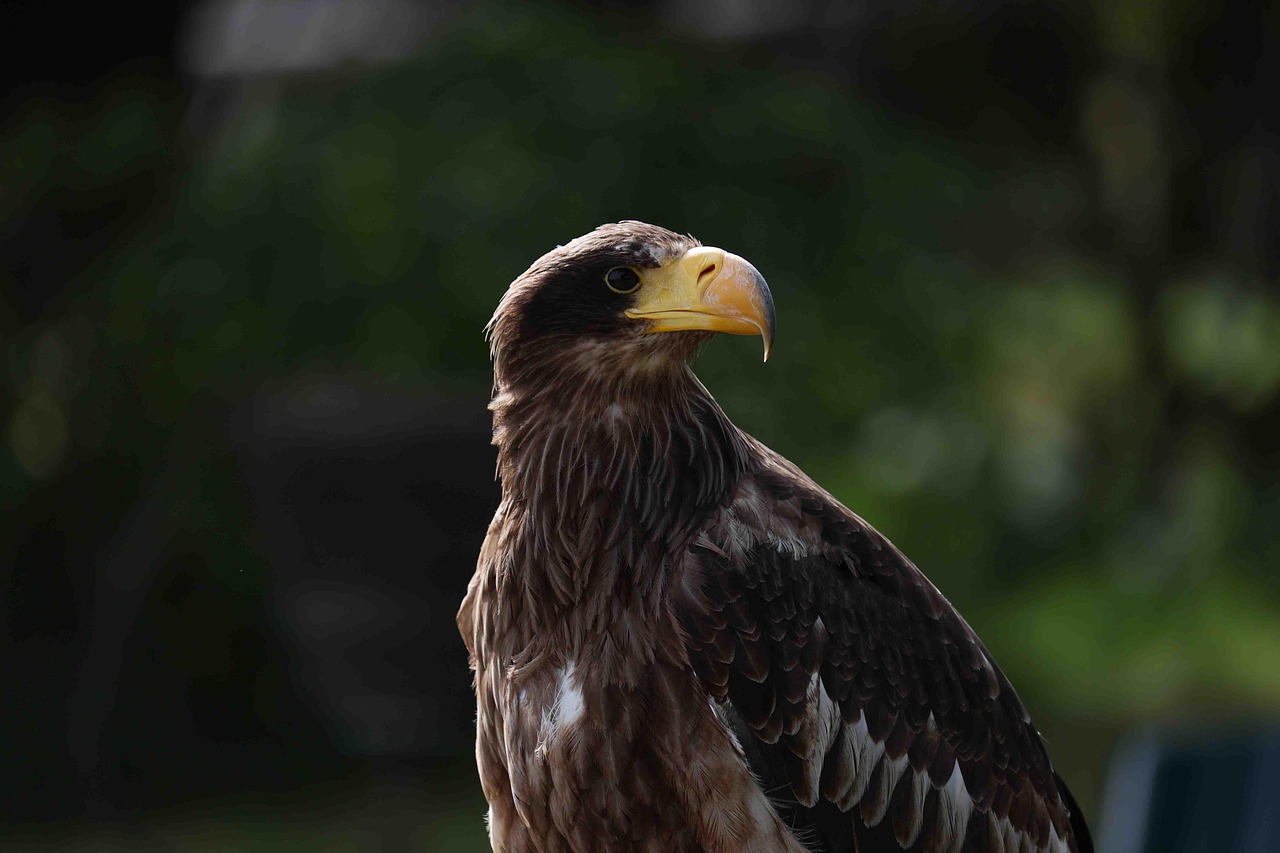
[604,267,641,294]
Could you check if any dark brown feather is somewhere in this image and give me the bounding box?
[676,445,1093,852]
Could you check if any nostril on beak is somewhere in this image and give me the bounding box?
[698,262,719,287]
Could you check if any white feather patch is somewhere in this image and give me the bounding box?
[939,761,973,853]
[535,661,582,755]
[864,752,909,826]
[835,711,886,811]
[895,768,930,848]
[556,662,584,728]
[792,671,841,806]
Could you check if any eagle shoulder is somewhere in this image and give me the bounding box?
[675,440,1092,853]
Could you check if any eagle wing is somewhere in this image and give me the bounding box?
[676,439,1093,853]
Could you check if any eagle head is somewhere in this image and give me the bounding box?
[487,221,775,389]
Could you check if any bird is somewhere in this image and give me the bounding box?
[458,221,1093,853]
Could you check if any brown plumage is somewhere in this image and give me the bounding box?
[458,222,1093,852]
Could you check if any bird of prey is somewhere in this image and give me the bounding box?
[458,221,1092,853]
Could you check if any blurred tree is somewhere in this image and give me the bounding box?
[2,0,1279,840]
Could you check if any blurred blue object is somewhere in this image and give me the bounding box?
[1099,727,1280,852]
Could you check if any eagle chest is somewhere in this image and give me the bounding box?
[466,574,805,852]
[477,657,807,852]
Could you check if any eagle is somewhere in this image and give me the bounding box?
[458,221,1093,853]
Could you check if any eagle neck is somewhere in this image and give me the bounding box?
[489,361,747,644]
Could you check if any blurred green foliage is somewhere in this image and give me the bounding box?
[4,0,1280,839]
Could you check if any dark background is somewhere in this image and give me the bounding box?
[3,0,1279,849]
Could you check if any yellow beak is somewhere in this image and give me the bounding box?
[624,247,775,361]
